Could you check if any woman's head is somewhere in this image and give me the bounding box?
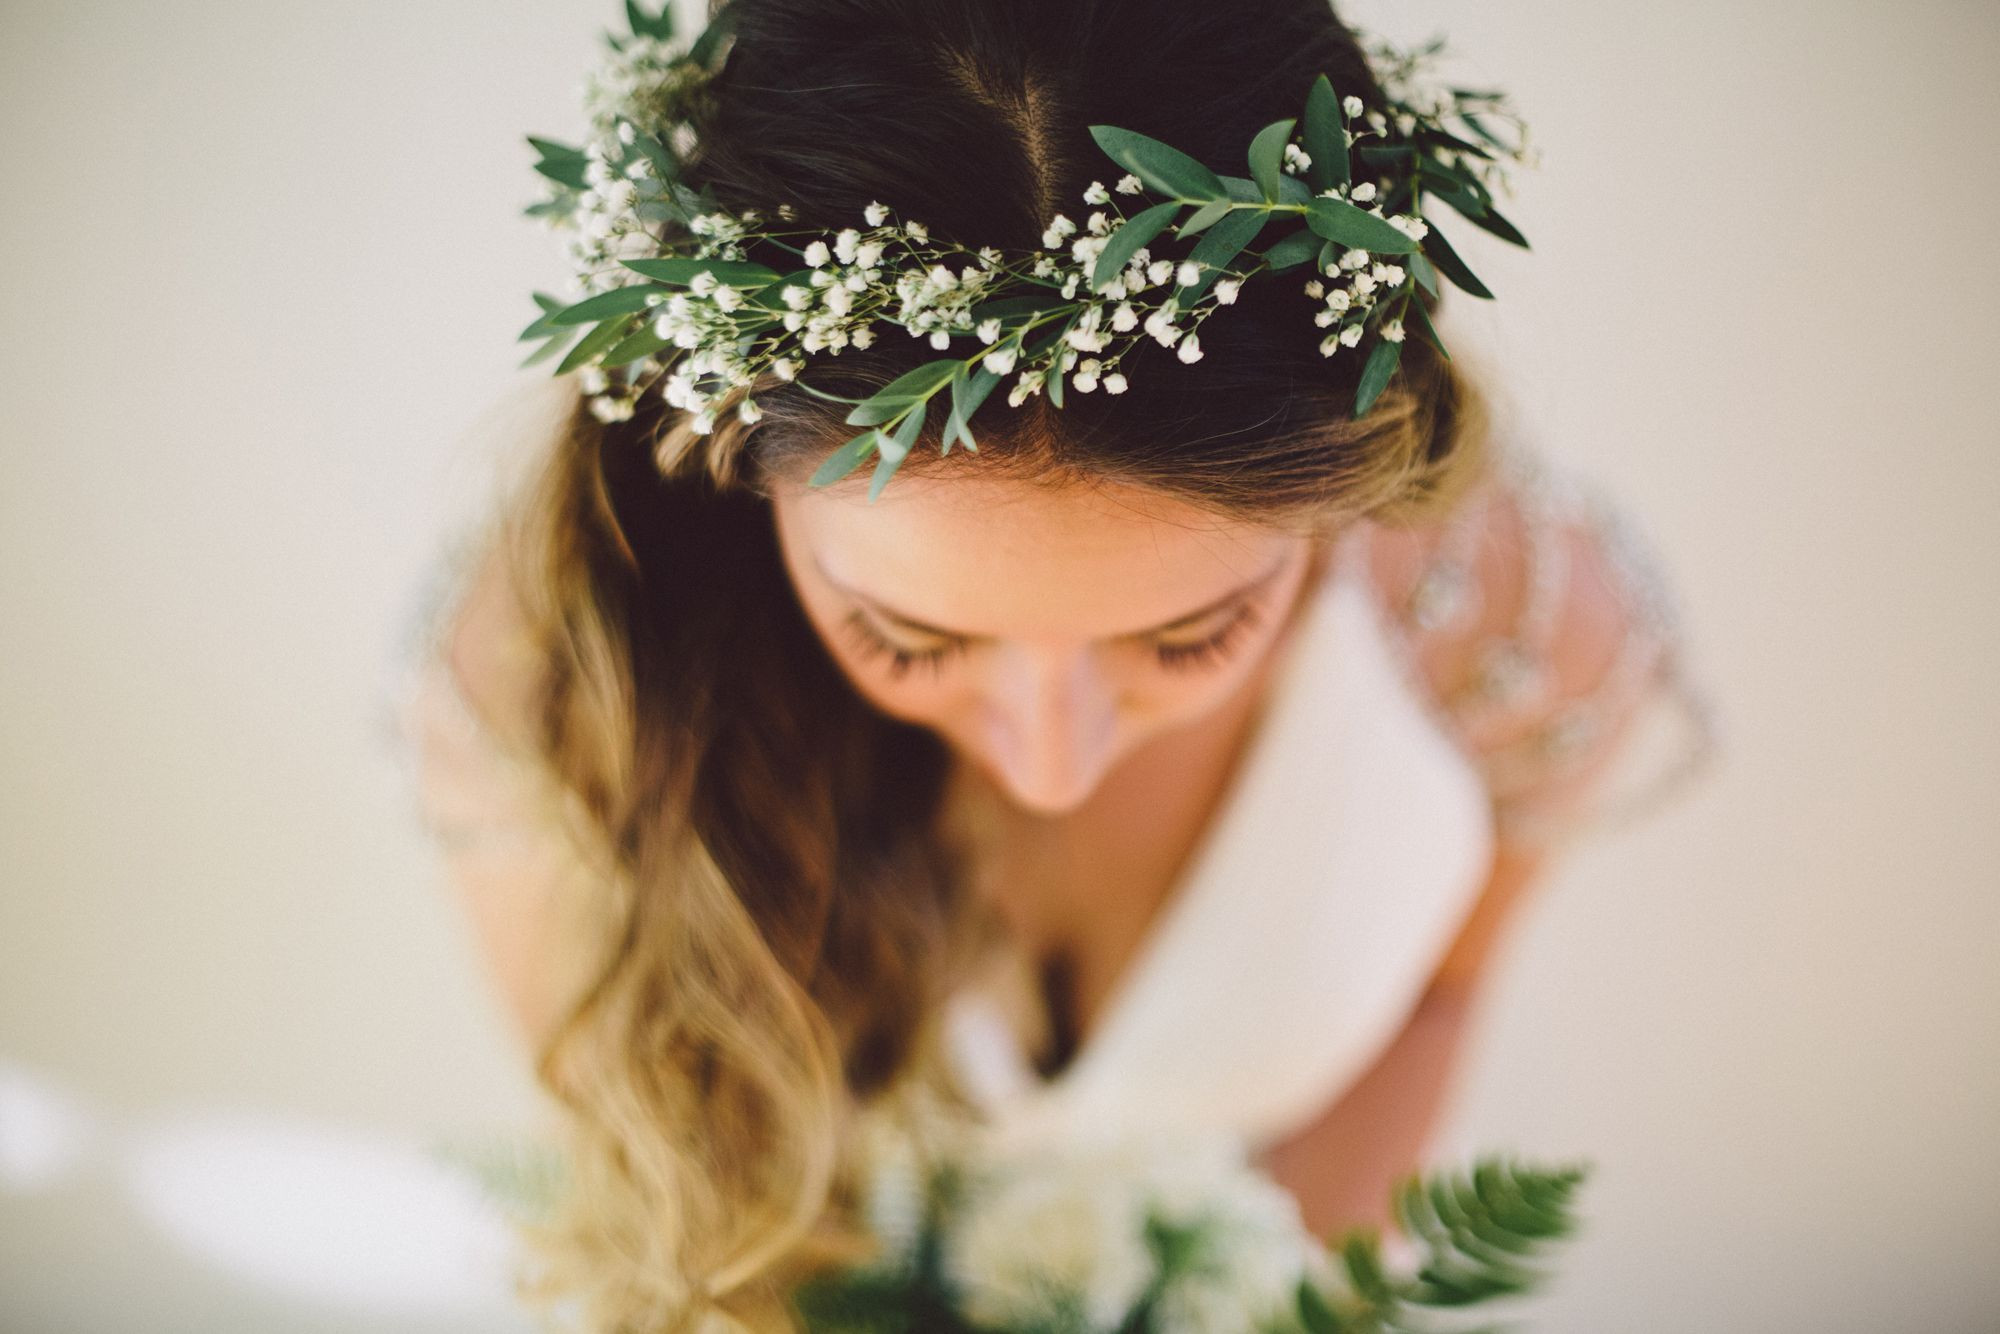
[498,1,1494,1328]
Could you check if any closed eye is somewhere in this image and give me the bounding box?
[839,599,1266,680]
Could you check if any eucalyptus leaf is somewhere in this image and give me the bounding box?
[1301,74,1350,195]
[1091,200,1180,291]
[809,428,880,488]
[1353,332,1403,417]
[1438,193,1529,248]
[621,257,782,288]
[1175,199,1234,240]
[550,284,665,326]
[530,154,590,191]
[1247,118,1297,203]
[1420,224,1493,298]
[1088,125,1225,201]
[1409,251,1440,297]
[1356,143,1416,168]
[555,313,638,375]
[1305,197,1420,253]
[946,363,1001,453]
[865,446,906,505]
[599,323,672,369]
[520,328,580,369]
[1260,228,1320,271]
[845,359,960,427]
[1181,208,1268,303]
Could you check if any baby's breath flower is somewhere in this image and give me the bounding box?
[864,200,890,226]
[737,397,764,423]
[1082,180,1111,205]
[983,345,1018,376]
[1304,279,1326,299]
[802,239,831,267]
[834,228,860,263]
[1176,333,1204,364]
[771,357,799,381]
[1109,302,1138,333]
[1213,278,1241,305]
[691,407,718,433]
[579,365,610,395]
[929,330,951,350]
[1339,322,1364,347]
[1350,181,1377,203]
[1113,173,1143,195]
[904,220,929,242]
[1381,318,1406,343]
[1342,94,1364,118]
[1146,259,1174,286]
[1175,260,1201,287]
[1072,357,1103,392]
[1042,214,1077,249]
[1387,214,1430,241]
[1103,371,1129,394]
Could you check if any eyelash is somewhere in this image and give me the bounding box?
[837,601,1265,681]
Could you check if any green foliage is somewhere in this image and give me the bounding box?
[1088,125,1227,201]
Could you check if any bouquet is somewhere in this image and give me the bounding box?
[790,1121,1588,1334]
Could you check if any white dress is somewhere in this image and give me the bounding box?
[394,432,1720,1162]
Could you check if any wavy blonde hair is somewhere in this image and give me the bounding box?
[472,0,1499,1328]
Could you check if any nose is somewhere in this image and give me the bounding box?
[976,644,1120,815]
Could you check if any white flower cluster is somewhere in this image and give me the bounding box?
[934,1127,1328,1333]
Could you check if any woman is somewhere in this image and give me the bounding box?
[399,0,1718,1327]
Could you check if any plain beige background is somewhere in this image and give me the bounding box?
[2,0,1995,1329]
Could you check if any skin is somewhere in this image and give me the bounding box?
[768,466,1549,1243]
[768,469,1323,819]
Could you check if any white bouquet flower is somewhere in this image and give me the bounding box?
[792,1116,1588,1333]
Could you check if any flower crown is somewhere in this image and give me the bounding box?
[518,1,1539,502]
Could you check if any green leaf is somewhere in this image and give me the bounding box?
[1295,1277,1347,1334]
[1353,333,1402,417]
[620,257,782,288]
[1301,74,1350,195]
[808,428,880,488]
[1420,224,1493,298]
[1088,125,1226,201]
[845,359,960,427]
[868,402,928,503]
[1175,199,1234,239]
[1409,252,1440,297]
[945,363,1001,453]
[599,323,672,369]
[1437,192,1530,249]
[1219,173,1310,205]
[1305,197,1420,254]
[555,313,638,375]
[518,295,571,342]
[1180,208,1268,303]
[1091,200,1181,291]
[1261,228,1320,271]
[1248,117,1298,203]
[549,285,665,326]
[1340,1231,1394,1307]
[520,328,580,369]
[1408,296,1449,359]
[530,155,590,191]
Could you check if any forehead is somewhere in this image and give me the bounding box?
[774,472,1297,640]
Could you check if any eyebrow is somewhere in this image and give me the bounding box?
[813,552,1292,642]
